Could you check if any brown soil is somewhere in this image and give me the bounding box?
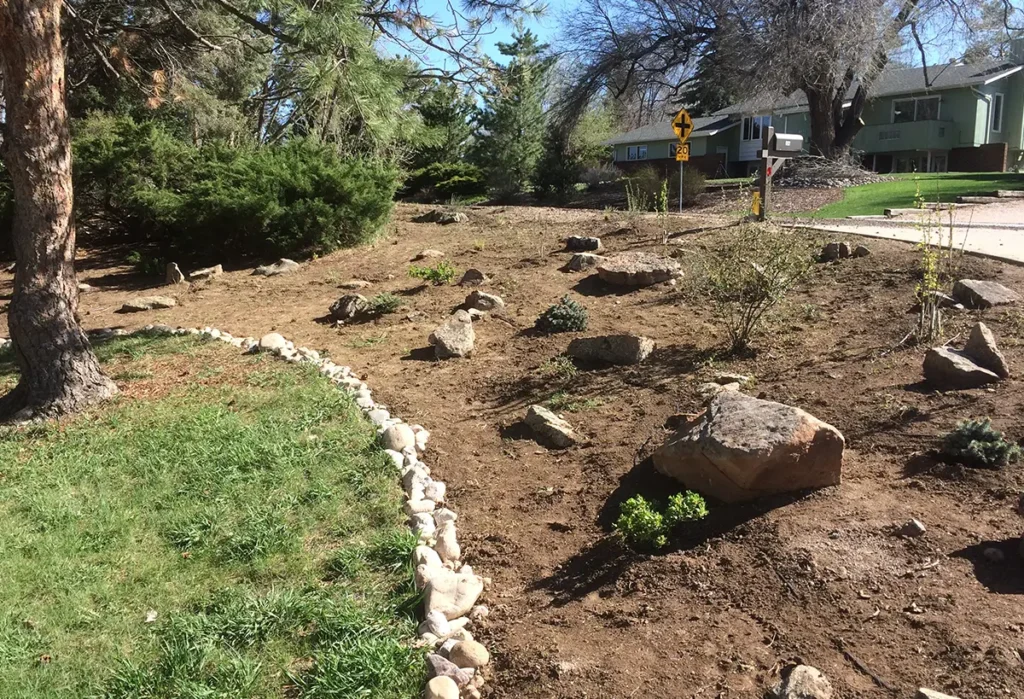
[3,204,1024,698]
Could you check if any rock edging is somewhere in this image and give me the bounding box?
[106,323,492,699]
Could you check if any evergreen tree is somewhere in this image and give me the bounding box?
[411,80,476,168]
[680,46,735,117]
[476,29,554,197]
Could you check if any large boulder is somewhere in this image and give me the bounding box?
[952,279,1020,309]
[429,310,475,359]
[964,321,1009,378]
[190,264,223,281]
[566,334,654,365]
[119,296,177,313]
[923,347,1000,389]
[525,405,578,448]
[653,392,844,503]
[253,259,300,276]
[329,294,368,322]
[597,252,682,287]
[165,262,186,285]
[566,236,603,252]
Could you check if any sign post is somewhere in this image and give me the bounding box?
[671,109,693,213]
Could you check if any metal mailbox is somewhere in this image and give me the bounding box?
[771,133,803,153]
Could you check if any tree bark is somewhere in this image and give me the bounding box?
[0,0,117,421]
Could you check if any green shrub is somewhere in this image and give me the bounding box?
[536,296,588,333]
[615,491,710,551]
[665,491,708,525]
[70,114,397,262]
[366,292,403,316]
[403,162,487,201]
[614,496,668,550]
[941,418,1021,470]
[669,167,707,207]
[408,260,457,285]
[625,165,663,212]
[699,222,815,351]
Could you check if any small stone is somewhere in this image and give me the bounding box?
[449,640,490,669]
[852,244,870,258]
[78,282,96,293]
[424,481,446,503]
[329,294,368,322]
[426,654,475,688]
[434,522,461,563]
[422,610,452,637]
[566,252,606,272]
[465,290,504,312]
[429,310,475,359]
[119,296,177,313]
[566,334,654,365]
[820,242,842,262]
[714,372,753,386]
[382,424,416,452]
[253,258,300,276]
[165,262,186,285]
[565,235,603,252]
[770,664,833,699]
[339,279,371,290]
[459,269,489,286]
[697,381,740,400]
[525,405,578,449]
[414,249,445,261]
[963,322,1009,378]
[404,499,436,516]
[424,676,460,699]
[838,241,852,258]
[983,546,1005,563]
[916,690,961,699]
[923,347,1000,389]
[897,519,926,537]
[189,264,223,281]
[368,409,391,426]
[415,210,467,225]
[414,546,444,570]
[469,605,489,621]
[953,279,1021,309]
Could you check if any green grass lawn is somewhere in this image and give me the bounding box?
[0,335,423,698]
[804,172,1024,218]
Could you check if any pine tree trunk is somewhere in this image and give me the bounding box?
[0,0,117,420]
[804,85,841,159]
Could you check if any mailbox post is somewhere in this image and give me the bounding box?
[755,126,803,221]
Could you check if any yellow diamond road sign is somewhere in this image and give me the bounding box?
[672,108,693,145]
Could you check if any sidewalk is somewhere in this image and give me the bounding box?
[785,200,1024,265]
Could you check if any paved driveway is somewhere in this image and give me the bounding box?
[788,199,1024,264]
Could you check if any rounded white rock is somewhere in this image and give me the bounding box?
[434,522,461,563]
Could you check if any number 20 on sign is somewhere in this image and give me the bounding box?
[675,143,690,162]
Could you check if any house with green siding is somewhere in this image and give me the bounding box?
[606,42,1024,178]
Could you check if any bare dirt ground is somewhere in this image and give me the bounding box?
[3,204,1024,698]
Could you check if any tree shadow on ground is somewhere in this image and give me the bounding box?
[951,539,1024,594]
[534,457,807,605]
[570,274,645,298]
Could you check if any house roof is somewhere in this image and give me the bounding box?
[604,115,737,146]
[714,58,1023,115]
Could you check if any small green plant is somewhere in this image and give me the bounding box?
[409,260,457,285]
[665,491,708,525]
[941,418,1021,470]
[614,496,668,550]
[126,250,164,277]
[546,391,601,413]
[614,491,709,551]
[365,292,402,316]
[472,239,486,251]
[536,296,588,334]
[539,356,579,381]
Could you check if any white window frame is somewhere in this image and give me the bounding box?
[992,92,1004,133]
[891,96,941,124]
[742,115,772,142]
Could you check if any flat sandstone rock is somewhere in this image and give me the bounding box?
[952,279,1020,309]
[119,296,177,313]
[253,259,300,276]
[525,405,578,448]
[923,346,1000,389]
[653,391,844,503]
[566,334,654,365]
[597,252,682,287]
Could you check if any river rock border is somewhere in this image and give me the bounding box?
[1,324,490,699]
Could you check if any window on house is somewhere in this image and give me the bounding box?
[992,93,1004,133]
[893,99,915,123]
[916,97,939,121]
[742,115,772,141]
[627,146,638,161]
[637,145,648,160]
